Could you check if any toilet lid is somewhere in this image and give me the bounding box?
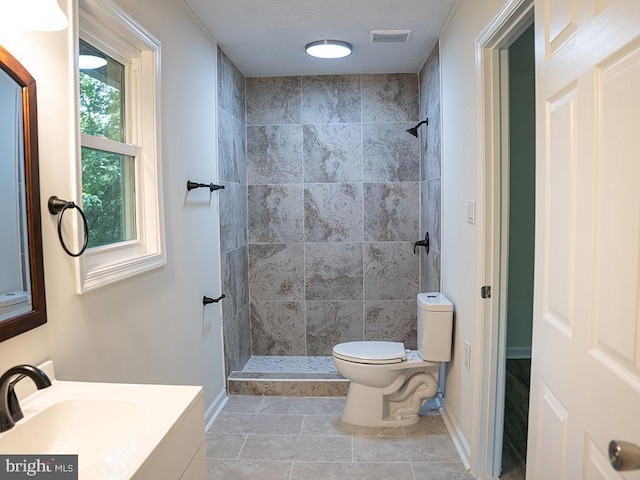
[333,341,406,364]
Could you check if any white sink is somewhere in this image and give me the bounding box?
[0,362,206,479]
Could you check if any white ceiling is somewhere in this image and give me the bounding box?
[182,0,457,77]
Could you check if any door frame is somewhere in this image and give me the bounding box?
[472,0,534,477]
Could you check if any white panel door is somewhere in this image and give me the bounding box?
[528,0,640,478]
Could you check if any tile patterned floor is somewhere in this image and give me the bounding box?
[243,356,338,373]
[206,395,475,479]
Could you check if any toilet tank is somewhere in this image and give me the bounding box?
[417,292,453,362]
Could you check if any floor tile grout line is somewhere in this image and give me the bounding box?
[236,434,248,460]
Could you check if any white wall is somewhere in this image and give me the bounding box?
[0,0,225,420]
[439,0,506,463]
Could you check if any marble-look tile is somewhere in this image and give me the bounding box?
[364,242,419,300]
[420,249,441,294]
[228,379,348,397]
[304,183,363,242]
[365,300,417,349]
[251,301,305,355]
[248,185,303,243]
[363,123,420,182]
[219,395,264,415]
[249,243,304,301]
[352,436,459,463]
[217,47,245,123]
[219,181,247,255]
[305,243,364,301]
[206,433,246,459]
[301,415,405,438]
[210,413,303,435]
[361,73,419,123]
[306,301,364,355]
[363,183,420,242]
[291,462,413,480]
[259,396,345,415]
[303,124,362,183]
[301,74,361,124]
[218,109,246,184]
[222,246,249,321]
[424,178,441,253]
[246,76,301,125]
[207,459,292,480]
[412,462,475,480]
[240,435,352,462]
[238,304,252,369]
[425,42,441,118]
[419,54,429,121]
[223,307,239,377]
[243,355,337,373]
[425,102,441,181]
[247,125,303,184]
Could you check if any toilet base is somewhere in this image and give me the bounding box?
[340,381,430,427]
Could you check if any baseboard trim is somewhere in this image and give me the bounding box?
[204,387,228,432]
[506,346,531,359]
[441,398,472,470]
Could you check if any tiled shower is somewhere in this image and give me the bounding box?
[218,43,442,377]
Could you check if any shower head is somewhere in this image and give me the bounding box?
[406,119,428,137]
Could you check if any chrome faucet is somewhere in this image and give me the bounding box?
[0,365,51,432]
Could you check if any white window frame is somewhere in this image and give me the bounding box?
[76,0,165,293]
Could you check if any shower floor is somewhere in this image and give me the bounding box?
[228,356,348,396]
[242,356,338,374]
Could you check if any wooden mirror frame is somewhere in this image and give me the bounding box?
[0,45,47,342]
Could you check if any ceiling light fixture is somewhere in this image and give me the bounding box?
[305,40,353,59]
[79,55,107,70]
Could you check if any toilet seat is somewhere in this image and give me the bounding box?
[332,341,406,365]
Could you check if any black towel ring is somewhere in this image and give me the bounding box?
[48,196,89,257]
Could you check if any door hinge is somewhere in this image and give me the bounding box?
[481,285,491,299]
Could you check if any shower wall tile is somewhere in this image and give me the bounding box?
[251,301,305,355]
[361,74,419,123]
[219,181,247,254]
[223,307,239,378]
[305,243,364,301]
[304,183,363,242]
[364,242,419,300]
[249,243,304,301]
[363,183,420,242]
[246,76,301,125]
[365,300,417,350]
[303,124,362,183]
[425,179,441,254]
[248,184,303,243]
[222,246,249,321]
[217,48,245,123]
[363,123,420,182]
[425,42,441,118]
[238,303,252,368]
[306,301,364,355]
[301,75,361,124]
[420,249,441,294]
[247,125,303,184]
[218,109,246,184]
[425,102,441,181]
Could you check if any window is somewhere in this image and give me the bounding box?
[77,0,165,292]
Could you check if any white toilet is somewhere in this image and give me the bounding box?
[332,292,453,427]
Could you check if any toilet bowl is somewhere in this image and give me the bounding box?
[333,292,453,427]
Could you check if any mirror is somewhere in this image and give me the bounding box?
[0,45,46,342]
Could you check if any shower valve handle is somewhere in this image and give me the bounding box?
[414,232,430,255]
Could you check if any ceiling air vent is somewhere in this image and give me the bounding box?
[369,29,412,43]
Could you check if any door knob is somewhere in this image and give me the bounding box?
[609,440,640,471]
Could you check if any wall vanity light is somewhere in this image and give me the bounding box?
[305,40,353,59]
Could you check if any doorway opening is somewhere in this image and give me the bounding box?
[499,23,535,480]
